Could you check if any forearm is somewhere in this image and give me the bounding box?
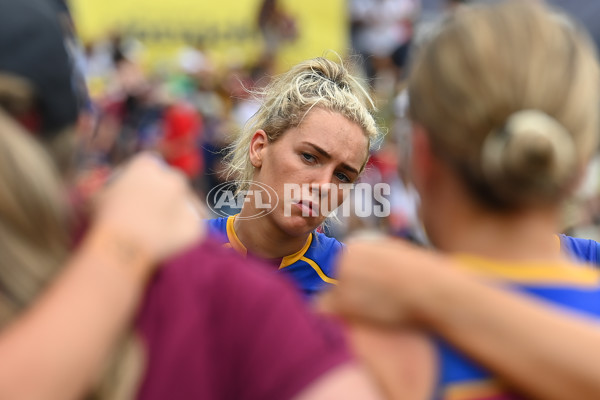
[0,225,151,400]
[416,267,600,400]
[294,363,383,400]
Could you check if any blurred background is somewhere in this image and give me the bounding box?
[66,0,600,242]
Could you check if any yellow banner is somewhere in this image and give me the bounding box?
[69,0,349,72]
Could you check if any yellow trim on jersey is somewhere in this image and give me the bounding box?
[454,254,600,287]
[444,379,506,400]
[280,234,313,269]
[226,215,247,256]
[300,256,338,285]
[554,234,561,253]
[224,214,314,270]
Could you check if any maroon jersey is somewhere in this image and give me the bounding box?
[135,238,352,400]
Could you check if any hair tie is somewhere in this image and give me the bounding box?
[481,109,575,183]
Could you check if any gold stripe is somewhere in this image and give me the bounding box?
[225,215,312,269]
[454,254,600,287]
[300,256,338,285]
[226,214,247,256]
[444,379,506,400]
[279,234,313,269]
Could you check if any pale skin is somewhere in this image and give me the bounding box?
[322,125,600,400]
[234,107,369,259]
[346,325,436,400]
[294,363,384,400]
[0,154,203,400]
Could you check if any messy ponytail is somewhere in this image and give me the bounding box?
[225,57,380,191]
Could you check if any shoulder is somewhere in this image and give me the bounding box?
[559,234,600,266]
[136,238,352,400]
[310,231,344,259]
[205,216,229,243]
[135,238,275,398]
[139,237,281,309]
[313,231,344,249]
[305,231,345,276]
[206,216,227,234]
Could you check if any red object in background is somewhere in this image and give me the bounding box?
[161,103,203,179]
[367,148,398,181]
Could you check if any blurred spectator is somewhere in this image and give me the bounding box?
[159,101,203,182]
[350,0,419,94]
[258,0,298,61]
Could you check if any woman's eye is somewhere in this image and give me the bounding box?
[335,172,350,183]
[301,153,316,163]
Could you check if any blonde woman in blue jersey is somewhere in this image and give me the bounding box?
[325,1,600,399]
[207,57,380,297]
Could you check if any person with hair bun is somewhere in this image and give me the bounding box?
[323,1,600,399]
[208,57,381,297]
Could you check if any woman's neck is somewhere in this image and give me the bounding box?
[430,207,564,263]
[423,171,565,263]
[233,209,310,260]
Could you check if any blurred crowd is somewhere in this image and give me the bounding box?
[72,0,600,242]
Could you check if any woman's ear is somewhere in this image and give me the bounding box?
[249,130,268,168]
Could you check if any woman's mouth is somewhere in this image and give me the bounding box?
[294,200,319,217]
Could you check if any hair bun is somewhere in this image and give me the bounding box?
[481,109,576,201]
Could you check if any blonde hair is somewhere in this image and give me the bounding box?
[0,72,77,178]
[0,109,69,325]
[0,84,140,398]
[225,57,380,191]
[408,0,600,209]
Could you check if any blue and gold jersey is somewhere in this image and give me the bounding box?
[206,215,342,298]
[560,234,600,265]
[435,255,600,400]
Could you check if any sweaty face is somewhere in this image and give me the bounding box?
[253,108,369,237]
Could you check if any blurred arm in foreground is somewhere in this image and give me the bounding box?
[0,154,203,400]
[322,238,600,400]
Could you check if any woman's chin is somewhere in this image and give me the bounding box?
[280,214,322,236]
